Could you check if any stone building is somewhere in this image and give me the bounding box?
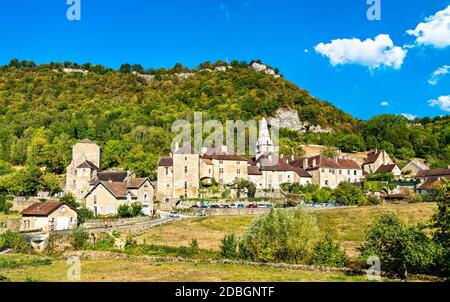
[285,155,363,189]
[21,202,78,232]
[361,150,403,177]
[85,174,154,216]
[65,139,102,200]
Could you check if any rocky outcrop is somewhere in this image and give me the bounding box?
[268,108,333,133]
[251,62,280,78]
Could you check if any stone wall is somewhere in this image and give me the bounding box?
[193,208,271,216]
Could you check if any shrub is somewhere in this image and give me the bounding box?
[239,208,320,264]
[70,227,89,250]
[365,194,382,206]
[0,231,30,253]
[312,188,333,203]
[92,233,115,250]
[118,204,132,218]
[333,182,366,206]
[0,196,13,214]
[311,236,347,268]
[358,214,436,278]
[59,194,80,209]
[220,234,239,259]
[131,202,143,217]
[77,207,94,224]
[408,194,423,204]
[189,239,199,254]
[0,160,14,176]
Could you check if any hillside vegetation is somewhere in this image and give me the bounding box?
[0,59,448,185]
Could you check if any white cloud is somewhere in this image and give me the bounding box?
[380,101,390,107]
[429,95,450,112]
[401,113,418,120]
[407,5,450,48]
[314,34,407,70]
[219,4,231,19]
[428,65,450,85]
[304,49,309,53]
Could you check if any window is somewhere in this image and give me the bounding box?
[325,180,329,186]
[185,157,188,161]
[321,169,325,173]
[237,161,240,165]
[347,170,351,175]
[237,169,241,175]
[184,182,188,190]
[219,168,224,174]
[165,198,170,203]
[165,167,169,175]
[208,168,211,174]
[219,160,224,165]
[339,170,342,175]
[184,166,188,173]
[354,170,357,176]
[94,195,97,204]
[184,191,188,198]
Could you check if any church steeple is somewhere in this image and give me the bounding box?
[256,118,275,159]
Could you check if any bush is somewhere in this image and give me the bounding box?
[311,236,347,268]
[0,231,30,253]
[131,202,143,217]
[312,187,333,203]
[0,196,13,214]
[59,194,80,209]
[362,194,382,206]
[70,227,89,250]
[118,204,132,218]
[0,160,14,176]
[333,182,366,206]
[220,234,239,259]
[408,194,423,204]
[189,239,199,254]
[91,233,115,251]
[239,208,320,264]
[77,207,94,224]
[358,214,437,278]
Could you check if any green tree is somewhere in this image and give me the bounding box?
[321,146,339,159]
[358,214,437,278]
[332,182,366,206]
[0,160,14,176]
[239,208,320,264]
[311,235,347,268]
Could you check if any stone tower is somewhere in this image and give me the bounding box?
[256,118,275,159]
[65,139,102,200]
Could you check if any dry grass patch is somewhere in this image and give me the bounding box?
[1,255,368,282]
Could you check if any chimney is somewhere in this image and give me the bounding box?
[312,158,317,168]
[303,158,308,168]
[291,155,295,161]
[175,142,180,152]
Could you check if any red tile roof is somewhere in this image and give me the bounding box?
[248,166,262,175]
[416,168,450,178]
[363,151,382,165]
[22,202,76,217]
[76,160,100,171]
[375,164,398,173]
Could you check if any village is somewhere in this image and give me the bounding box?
[0,117,447,241]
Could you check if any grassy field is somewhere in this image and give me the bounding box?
[137,203,437,258]
[0,254,368,282]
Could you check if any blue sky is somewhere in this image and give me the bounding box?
[0,0,449,120]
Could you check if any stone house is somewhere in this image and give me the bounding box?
[416,168,450,195]
[286,155,363,189]
[65,139,102,200]
[85,173,154,216]
[402,160,429,177]
[251,153,312,192]
[362,150,397,175]
[21,202,78,232]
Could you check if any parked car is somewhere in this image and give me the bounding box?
[191,205,199,209]
[230,204,237,208]
[221,205,231,209]
[247,204,257,209]
[237,204,245,209]
[169,211,181,218]
[197,211,207,217]
[257,204,273,208]
[210,205,221,209]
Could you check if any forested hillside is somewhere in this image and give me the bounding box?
[0,59,448,185]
